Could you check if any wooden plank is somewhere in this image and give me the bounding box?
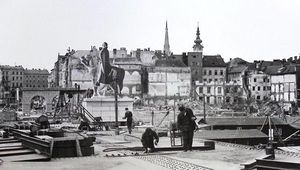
[0,142,22,148]
[0,153,50,162]
[0,149,35,157]
[0,140,19,144]
[0,146,25,152]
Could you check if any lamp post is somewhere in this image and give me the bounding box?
[114,79,119,135]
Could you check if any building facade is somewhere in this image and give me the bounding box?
[195,55,226,105]
[0,65,24,103]
[23,69,49,88]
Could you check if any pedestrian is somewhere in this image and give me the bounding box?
[141,127,159,153]
[122,108,133,134]
[177,105,197,152]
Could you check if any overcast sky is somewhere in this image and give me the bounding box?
[1,0,300,70]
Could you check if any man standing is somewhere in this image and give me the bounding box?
[177,105,197,151]
[123,108,133,134]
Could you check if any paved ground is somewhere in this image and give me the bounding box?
[0,129,269,170]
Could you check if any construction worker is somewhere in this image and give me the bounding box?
[177,105,197,152]
[141,128,159,153]
[123,108,133,134]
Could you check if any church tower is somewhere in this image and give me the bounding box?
[163,21,171,57]
[193,24,203,52]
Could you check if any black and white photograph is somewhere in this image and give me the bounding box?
[1,0,300,169]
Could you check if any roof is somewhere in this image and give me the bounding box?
[195,129,268,139]
[203,55,226,67]
[227,57,248,67]
[0,65,24,70]
[206,117,288,126]
[155,59,186,67]
[24,69,49,75]
[227,65,248,74]
[264,64,296,75]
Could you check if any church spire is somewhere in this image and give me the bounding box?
[193,23,203,52]
[164,21,171,57]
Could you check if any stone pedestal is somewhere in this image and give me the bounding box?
[82,96,134,122]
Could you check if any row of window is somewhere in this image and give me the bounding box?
[199,86,222,94]
[12,76,22,80]
[12,82,22,87]
[25,85,47,88]
[255,95,269,100]
[252,86,271,91]
[25,80,47,83]
[203,78,224,83]
[251,77,269,83]
[11,71,23,75]
[203,69,224,76]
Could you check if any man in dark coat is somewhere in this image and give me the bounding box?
[99,42,112,84]
[123,108,133,134]
[177,105,197,151]
[141,128,159,153]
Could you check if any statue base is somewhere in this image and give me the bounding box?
[82,96,134,122]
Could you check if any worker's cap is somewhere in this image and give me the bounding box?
[178,105,185,112]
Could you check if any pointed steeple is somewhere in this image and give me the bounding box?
[193,23,203,52]
[163,21,171,57]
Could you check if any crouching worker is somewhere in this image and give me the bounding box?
[141,128,159,153]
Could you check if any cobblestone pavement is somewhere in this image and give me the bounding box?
[0,131,269,170]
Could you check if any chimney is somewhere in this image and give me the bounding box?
[294,56,297,61]
[148,48,150,51]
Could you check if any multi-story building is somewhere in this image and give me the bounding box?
[0,65,24,103]
[23,69,49,88]
[247,63,271,101]
[266,64,297,111]
[195,55,226,105]
[146,59,191,105]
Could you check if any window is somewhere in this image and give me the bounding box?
[199,87,203,93]
[215,70,218,75]
[203,78,207,82]
[218,87,222,94]
[220,78,224,82]
[220,70,224,75]
[209,70,212,75]
[207,87,211,94]
[258,86,260,91]
[254,78,256,82]
[12,83,14,87]
[252,86,255,91]
[16,82,18,87]
[206,96,210,104]
[204,70,207,75]
[214,79,218,82]
[20,83,22,87]
[12,77,14,80]
[209,79,212,83]
[257,95,261,100]
[12,72,14,75]
[263,86,266,91]
[136,85,141,91]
